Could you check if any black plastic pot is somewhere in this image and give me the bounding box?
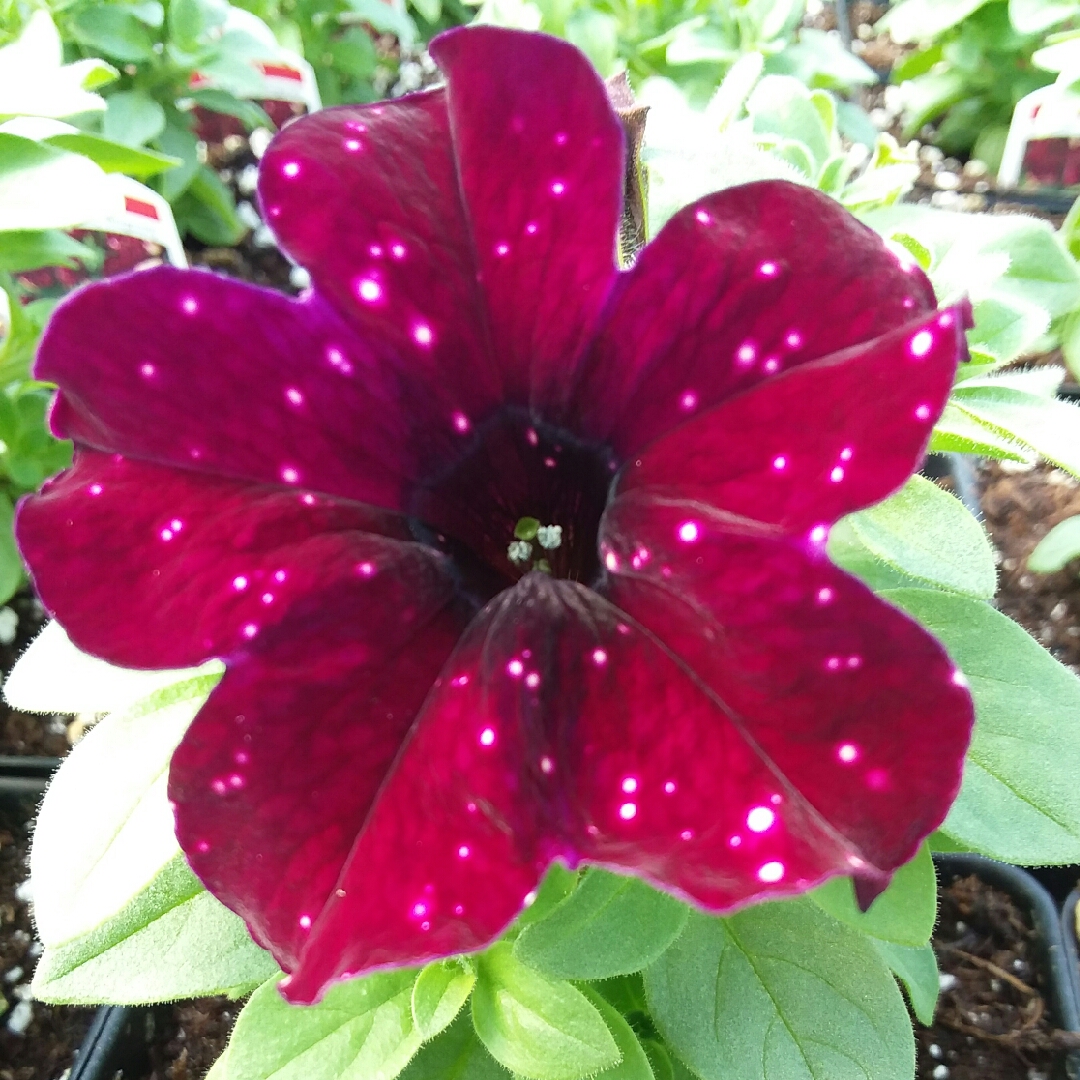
[1065,890,1080,1029]
[0,754,59,801]
[923,451,981,520]
[936,853,1080,1079]
[68,1006,153,1080]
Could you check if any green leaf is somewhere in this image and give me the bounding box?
[188,90,274,131]
[645,898,915,1080]
[706,52,765,132]
[0,229,97,272]
[30,673,222,945]
[580,986,654,1080]
[472,942,620,1080]
[223,969,423,1080]
[965,296,1050,367]
[950,385,1080,478]
[827,517,930,593]
[898,70,967,135]
[747,75,830,173]
[175,164,245,245]
[1028,514,1080,573]
[205,1049,231,1080]
[411,959,476,1040]
[342,0,418,46]
[157,118,200,201]
[70,7,157,62]
[399,1014,510,1080]
[641,1040,674,1080]
[0,283,41,382]
[885,589,1080,863]
[103,90,166,148]
[876,0,990,43]
[565,8,618,76]
[864,204,1080,321]
[408,0,442,22]
[47,132,176,177]
[929,402,1030,461]
[32,853,277,1004]
[809,843,936,946]
[0,11,117,119]
[169,0,226,49]
[960,367,1065,398]
[1062,308,1080,384]
[782,29,877,91]
[4,619,220,715]
[593,974,647,1017]
[514,869,687,980]
[1009,0,1074,34]
[870,940,939,1026]
[513,861,578,929]
[0,133,114,230]
[129,1,166,28]
[0,491,23,603]
[847,475,996,599]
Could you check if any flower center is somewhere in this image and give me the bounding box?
[507,517,564,574]
[409,409,617,605]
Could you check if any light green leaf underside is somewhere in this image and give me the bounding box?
[886,589,1080,863]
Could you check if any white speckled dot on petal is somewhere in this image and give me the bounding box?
[909,330,934,359]
[757,861,784,883]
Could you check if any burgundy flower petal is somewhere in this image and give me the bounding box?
[169,566,463,970]
[573,182,938,453]
[616,305,965,533]
[16,448,424,668]
[34,266,491,510]
[431,27,624,408]
[258,91,503,427]
[282,561,967,1003]
[598,497,973,884]
[260,28,624,414]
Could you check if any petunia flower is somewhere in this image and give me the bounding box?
[17,26,974,1004]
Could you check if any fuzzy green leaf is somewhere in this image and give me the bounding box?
[1028,514,1080,573]
[514,869,687,980]
[0,133,114,230]
[950,386,1080,478]
[0,491,22,603]
[4,619,221,716]
[580,986,654,1080]
[886,589,1080,863]
[102,90,166,148]
[847,475,996,599]
[0,229,97,272]
[70,7,157,62]
[223,969,423,1080]
[808,843,936,946]
[30,673,221,945]
[399,1015,510,1080]
[645,898,914,1080]
[929,402,1030,461]
[472,942,619,1080]
[870,940,939,1026]
[32,853,277,1004]
[411,959,476,1040]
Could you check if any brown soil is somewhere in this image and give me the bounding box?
[0,796,92,1080]
[185,134,298,295]
[850,1,908,73]
[979,460,1080,674]
[915,874,1070,1079]
[0,589,64,757]
[144,998,237,1080]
